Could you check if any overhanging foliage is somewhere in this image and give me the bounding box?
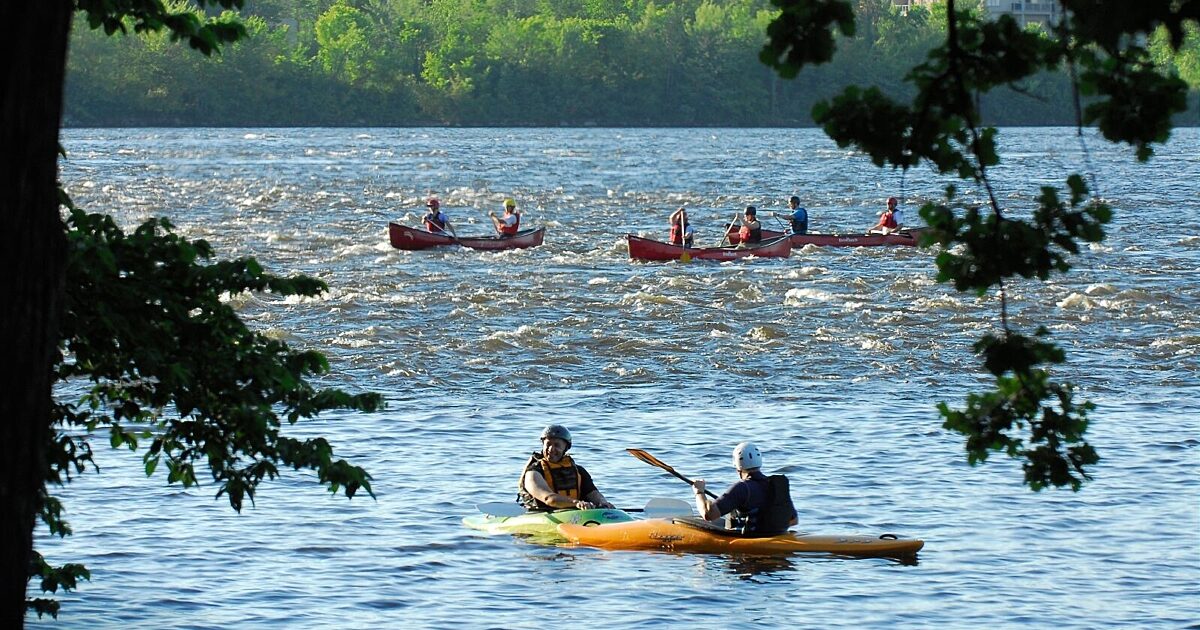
[762,0,1197,490]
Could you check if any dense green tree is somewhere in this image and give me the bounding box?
[67,0,1190,125]
[3,1,382,625]
[761,0,1197,491]
[624,2,694,121]
[315,1,378,82]
[1151,21,1200,88]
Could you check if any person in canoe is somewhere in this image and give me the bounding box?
[735,206,762,247]
[690,442,798,535]
[489,198,521,237]
[517,424,614,511]
[786,196,808,235]
[868,196,902,234]
[422,197,455,237]
[668,207,695,247]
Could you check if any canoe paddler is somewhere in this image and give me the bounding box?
[489,198,521,237]
[422,197,455,237]
[668,207,695,247]
[868,196,902,234]
[518,424,614,511]
[786,195,808,235]
[736,206,762,247]
[690,442,798,535]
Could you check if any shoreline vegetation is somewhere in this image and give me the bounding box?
[63,0,1200,128]
[58,121,1200,129]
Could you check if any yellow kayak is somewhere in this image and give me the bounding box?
[558,517,924,558]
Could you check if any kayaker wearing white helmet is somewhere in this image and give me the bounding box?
[691,442,798,535]
[518,424,614,511]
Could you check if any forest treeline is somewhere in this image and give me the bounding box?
[63,0,1200,127]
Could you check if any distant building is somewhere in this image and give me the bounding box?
[982,0,1061,28]
[893,1,1062,28]
[893,0,938,16]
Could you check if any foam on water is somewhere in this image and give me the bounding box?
[38,127,1200,628]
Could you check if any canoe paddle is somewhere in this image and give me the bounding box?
[626,448,719,499]
[429,222,464,245]
[767,211,792,232]
[718,209,740,247]
[677,209,692,263]
[476,497,693,518]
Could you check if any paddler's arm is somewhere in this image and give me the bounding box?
[583,489,614,509]
[522,470,594,509]
[579,468,613,508]
[691,480,721,521]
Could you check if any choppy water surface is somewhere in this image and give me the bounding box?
[36,128,1199,628]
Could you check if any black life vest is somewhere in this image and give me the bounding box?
[730,474,795,535]
[747,224,762,243]
[517,452,580,510]
[755,475,796,535]
[791,210,808,235]
[738,223,762,244]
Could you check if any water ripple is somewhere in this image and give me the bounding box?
[36,127,1200,628]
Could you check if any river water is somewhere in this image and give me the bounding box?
[35,127,1199,628]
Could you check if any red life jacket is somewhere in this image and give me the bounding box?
[424,211,446,233]
[739,223,761,244]
[499,212,520,235]
[881,211,897,229]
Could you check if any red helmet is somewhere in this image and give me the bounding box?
[426,198,440,209]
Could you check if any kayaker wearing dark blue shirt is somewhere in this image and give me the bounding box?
[691,442,798,535]
[518,424,614,511]
[787,195,808,234]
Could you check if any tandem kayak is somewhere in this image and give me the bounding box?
[724,226,926,248]
[388,223,546,251]
[558,517,924,559]
[463,507,635,539]
[626,234,791,261]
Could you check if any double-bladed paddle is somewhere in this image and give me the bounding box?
[626,448,718,499]
[476,497,693,518]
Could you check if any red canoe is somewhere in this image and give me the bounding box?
[626,234,791,261]
[724,227,925,247]
[388,223,546,251]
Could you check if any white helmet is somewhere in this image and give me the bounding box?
[732,442,762,470]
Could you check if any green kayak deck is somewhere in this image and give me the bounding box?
[463,508,635,538]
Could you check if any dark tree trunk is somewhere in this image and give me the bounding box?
[0,2,73,626]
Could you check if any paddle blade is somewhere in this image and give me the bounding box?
[679,250,692,263]
[476,502,526,518]
[626,448,674,473]
[626,448,718,498]
[642,497,694,518]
